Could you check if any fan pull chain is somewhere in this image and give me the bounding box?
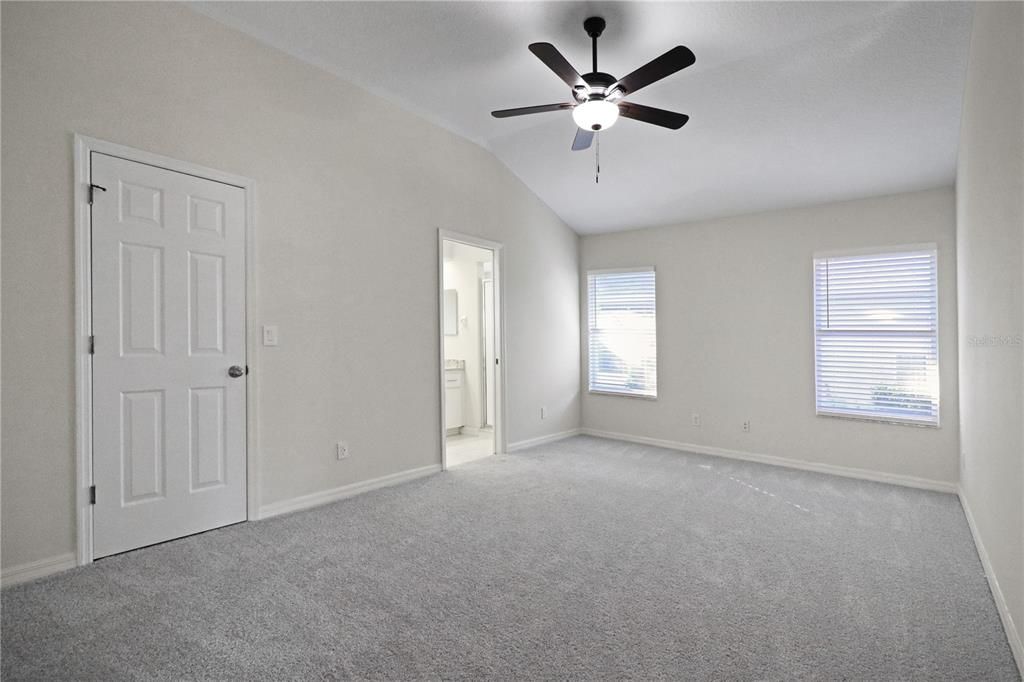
[595,132,600,184]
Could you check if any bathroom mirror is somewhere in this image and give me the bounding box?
[443,289,458,336]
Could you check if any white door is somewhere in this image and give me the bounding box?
[91,152,247,558]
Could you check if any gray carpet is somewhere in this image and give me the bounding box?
[2,435,1019,680]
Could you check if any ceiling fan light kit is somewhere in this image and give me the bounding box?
[573,99,619,131]
[491,15,695,163]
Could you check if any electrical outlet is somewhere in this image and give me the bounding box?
[691,413,702,427]
[742,420,751,433]
[541,407,547,420]
[336,441,350,460]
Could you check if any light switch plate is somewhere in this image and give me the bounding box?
[262,325,279,346]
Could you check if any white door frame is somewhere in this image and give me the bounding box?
[73,134,259,566]
[479,275,495,428]
[437,229,508,469]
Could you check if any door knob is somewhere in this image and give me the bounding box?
[228,365,245,378]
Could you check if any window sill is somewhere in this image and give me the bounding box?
[816,410,939,429]
[588,390,658,401]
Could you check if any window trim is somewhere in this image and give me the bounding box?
[586,266,658,400]
[811,244,941,428]
[587,389,660,401]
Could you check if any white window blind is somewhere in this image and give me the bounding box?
[813,248,939,425]
[588,268,657,398]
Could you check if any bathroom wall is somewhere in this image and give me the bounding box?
[443,242,492,432]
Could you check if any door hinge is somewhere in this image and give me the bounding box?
[246,365,250,375]
[88,335,95,355]
[88,184,107,205]
[89,485,96,505]
[495,358,500,366]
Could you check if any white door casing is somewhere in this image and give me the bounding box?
[482,278,496,428]
[437,230,507,469]
[90,152,247,558]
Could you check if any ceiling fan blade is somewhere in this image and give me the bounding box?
[491,103,574,118]
[618,102,690,130]
[611,46,695,98]
[571,128,594,151]
[529,43,587,90]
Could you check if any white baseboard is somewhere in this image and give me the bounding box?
[258,464,442,520]
[507,428,582,452]
[959,489,1024,676]
[1,552,77,588]
[579,428,958,493]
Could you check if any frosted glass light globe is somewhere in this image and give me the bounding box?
[572,99,619,131]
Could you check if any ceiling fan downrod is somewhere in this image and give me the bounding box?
[584,17,607,183]
[585,16,605,74]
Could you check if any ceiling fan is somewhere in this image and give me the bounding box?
[491,17,695,152]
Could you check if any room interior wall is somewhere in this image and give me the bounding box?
[0,2,581,572]
[580,188,960,488]
[955,1,1024,669]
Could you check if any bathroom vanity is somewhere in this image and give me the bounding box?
[444,360,465,434]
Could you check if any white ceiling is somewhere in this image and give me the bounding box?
[193,2,973,234]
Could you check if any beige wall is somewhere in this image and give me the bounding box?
[0,2,580,570]
[956,1,1024,668]
[581,188,960,486]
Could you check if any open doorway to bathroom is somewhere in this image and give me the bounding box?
[438,231,504,468]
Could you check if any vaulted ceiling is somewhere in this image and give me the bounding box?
[194,2,973,234]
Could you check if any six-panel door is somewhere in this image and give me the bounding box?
[91,152,246,558]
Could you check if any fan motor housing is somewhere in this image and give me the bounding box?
[574,72,617,101]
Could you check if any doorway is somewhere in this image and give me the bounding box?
[438,231,505,468]
[75,136,254,563]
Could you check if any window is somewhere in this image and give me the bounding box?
[588,268,657,398]
[813,247,939,425]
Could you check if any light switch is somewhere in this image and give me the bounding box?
[262,325,279,346]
